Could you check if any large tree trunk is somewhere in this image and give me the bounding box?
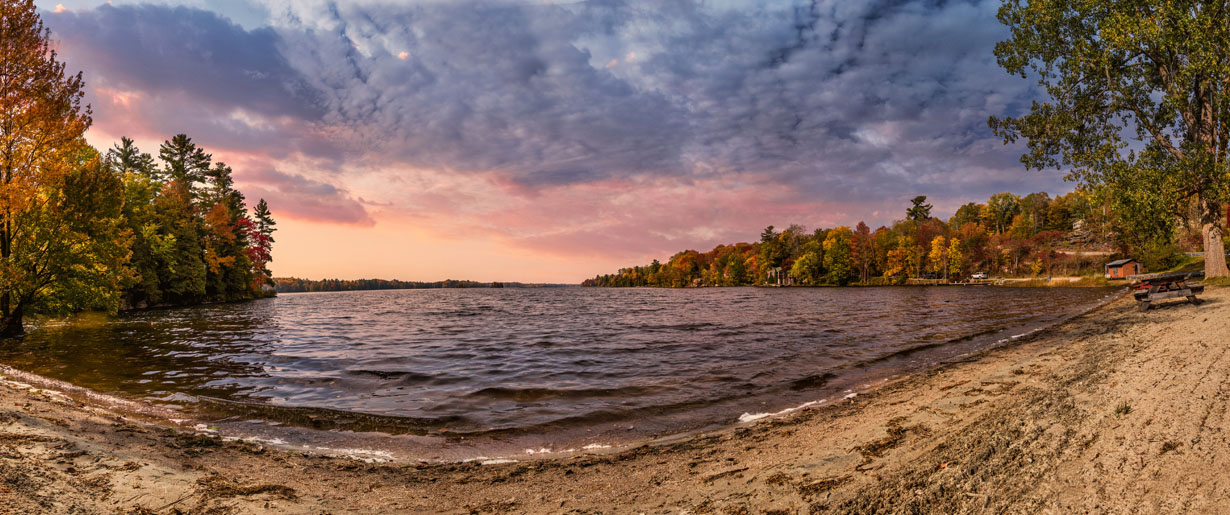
[0,306,23,338]
[1200,194,1230,278]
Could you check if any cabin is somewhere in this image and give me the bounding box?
[1105,258,1142,280]
[767,266,793,286]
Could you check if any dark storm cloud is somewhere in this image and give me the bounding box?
[272,0,692,185]
[48,0,1061,224]
[47,3,322,119]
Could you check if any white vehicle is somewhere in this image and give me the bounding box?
[970,272,988,280]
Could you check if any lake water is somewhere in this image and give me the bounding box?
[0,286,1119,460]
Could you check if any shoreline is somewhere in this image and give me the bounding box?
[586,277,1115,289]
[3,287,1124,465]
[2,287,1227,512]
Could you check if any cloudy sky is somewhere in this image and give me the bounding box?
[40,0,1067,282]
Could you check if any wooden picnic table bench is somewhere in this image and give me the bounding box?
[1128,272,1205,312]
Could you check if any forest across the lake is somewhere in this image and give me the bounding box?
[272,277,569,293]
[584,191,1224,288]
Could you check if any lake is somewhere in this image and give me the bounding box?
[0,286,1119,460]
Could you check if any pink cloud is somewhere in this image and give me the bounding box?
[369,173,862,264]
[238,167,375,227]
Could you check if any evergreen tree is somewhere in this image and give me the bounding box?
[906,195,933,222]
[113,144,168,307]
[107,137,160,181]
[200,162,254,300]
[249,199,276,288]
[154,178,206,303]
[158,134,211,187]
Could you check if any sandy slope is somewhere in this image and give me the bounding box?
[1,286,1228,514]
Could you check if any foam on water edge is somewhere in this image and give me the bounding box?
[738,398,829,423]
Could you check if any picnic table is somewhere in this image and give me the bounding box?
[1129,272,1205,312]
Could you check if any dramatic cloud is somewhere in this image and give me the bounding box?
[239,166,375,226]
[50,4,319,119]
[40,0,1069,279]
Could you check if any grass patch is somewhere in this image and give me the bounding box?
[998,276,1110,288]
[1114,402,1132,417]
[1203,277,1230,287]
[1163,256,1204,274]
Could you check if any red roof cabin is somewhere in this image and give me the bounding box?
[1105,258,1142,280]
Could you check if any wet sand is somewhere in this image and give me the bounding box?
[2,286,1228,513]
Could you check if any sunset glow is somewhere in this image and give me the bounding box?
[39,0,1072,282]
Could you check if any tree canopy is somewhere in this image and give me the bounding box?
[582,189,1130,288]
[0,0,120,335]
[990,0,1230,277]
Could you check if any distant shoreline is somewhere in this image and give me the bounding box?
[273,276,574,293]
[584,275,1114,288]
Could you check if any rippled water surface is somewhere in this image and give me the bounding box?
[1,287,1116,445]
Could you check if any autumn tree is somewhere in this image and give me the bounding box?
[1008,213,1034,240]
[202,161,258,299]
[949,202,983,229]
[991,0,1230,277]
[928,236,950,280]
[153,175,206,302]
[957,222,990,273]
[852,221,874,283]
[1020,192,1052,234]
[884,235,918,279]
[982,192,1020,234]
[789,242,823,286]
[872,226,896,278]
[249,198,276,288]
[823,226,856,286]
[0,1,131,335]
[947,237,965,279]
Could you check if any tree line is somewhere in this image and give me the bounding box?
[273,278,572,293]
[0,1,275,335]
[274,278,487,293]
[109,135,277,309]
[582,187,1218,288]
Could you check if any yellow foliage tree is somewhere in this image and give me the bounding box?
[928,236,948,280]
[947,237,964,279]
[884,235,918,279]
[0,1,129,335]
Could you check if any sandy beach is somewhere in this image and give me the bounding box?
[2,286,1228,513]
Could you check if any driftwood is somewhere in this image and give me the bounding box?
[1129,272,1204,312]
